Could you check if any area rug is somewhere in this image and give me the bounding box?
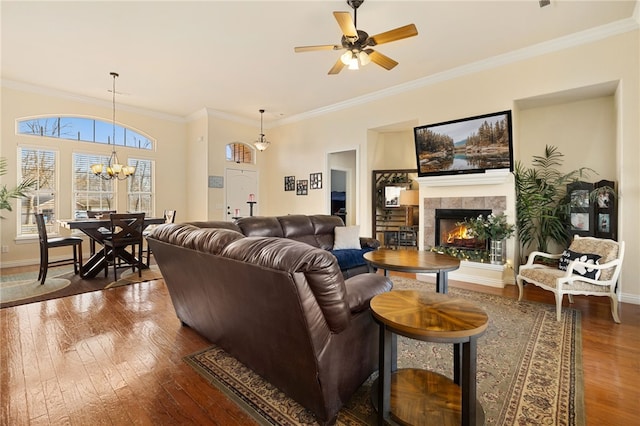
[185,276,584,425]
[104,265,163,289]
[0,264,164,308]
[0,269,72,304]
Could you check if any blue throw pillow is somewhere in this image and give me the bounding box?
[330,247,374,270]
[558,249,601,280]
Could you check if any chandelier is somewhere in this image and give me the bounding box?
[253,109,271,152]
[90,72,135,180]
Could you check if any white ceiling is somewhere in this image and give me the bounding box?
[2,1,638,124]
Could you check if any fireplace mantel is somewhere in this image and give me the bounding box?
[417,169,511,187]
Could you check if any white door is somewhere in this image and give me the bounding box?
[225,169,258,221]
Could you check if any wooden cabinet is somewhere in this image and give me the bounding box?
[566,180,617,240]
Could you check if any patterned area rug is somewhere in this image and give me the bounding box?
[185,277,584,425]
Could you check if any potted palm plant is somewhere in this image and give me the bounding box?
[514,145,594,263]
[0,157,36,218]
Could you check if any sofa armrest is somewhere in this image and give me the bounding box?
[344,273,393,313]
[359,237,381,249]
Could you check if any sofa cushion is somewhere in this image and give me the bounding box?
[236,216,284,238]
[330,247,374,270]
[333,225,362,250]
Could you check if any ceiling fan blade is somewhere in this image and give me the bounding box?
[294,44,341,53]
[328,58,346,75]
[368,50,398,70]
[333,11,357,38]
[368,23,418,46]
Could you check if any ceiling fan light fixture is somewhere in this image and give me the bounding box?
[348,57,359,70]
[358,50,370,66]
[340,50,353,65]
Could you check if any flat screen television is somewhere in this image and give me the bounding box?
[414,110,513,177]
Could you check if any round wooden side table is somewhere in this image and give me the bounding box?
[363,249,460,294]
[371,290,488,426]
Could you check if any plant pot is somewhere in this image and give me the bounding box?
[489,239,506,265]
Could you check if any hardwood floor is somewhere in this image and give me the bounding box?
[1,271,638,425]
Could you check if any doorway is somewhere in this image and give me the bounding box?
[328,150,357,226]
[225,168,258,221]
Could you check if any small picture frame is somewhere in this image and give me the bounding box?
[284,176,295,191]
[310,172,322,189]
[598,213,610,233]
[296,180,308,195]
[570,189,590,208]
[384,186,402,207]
[570,212,590,231]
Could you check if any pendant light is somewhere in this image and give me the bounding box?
[254,109,271,152]
[90,72,135,180]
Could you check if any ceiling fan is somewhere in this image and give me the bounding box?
[294,0,418,75]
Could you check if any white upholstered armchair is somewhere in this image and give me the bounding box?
[516,235,625,323]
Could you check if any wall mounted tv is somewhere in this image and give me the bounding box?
[413,110,513,177]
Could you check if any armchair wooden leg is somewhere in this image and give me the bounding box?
[610,296,621,323]
[516,276,524,301]
[555,292,563,321]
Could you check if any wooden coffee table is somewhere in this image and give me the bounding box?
[364,249,460,294]
[371,290,488,426]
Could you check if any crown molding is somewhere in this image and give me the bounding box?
[1,78,185,123]
[277,17,639,127]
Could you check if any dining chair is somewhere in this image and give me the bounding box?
[145,210,176,265]
[86,210,116,255]
[35,213,83,285]
[102,213,145,281]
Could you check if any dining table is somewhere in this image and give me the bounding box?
[58,216,166,278]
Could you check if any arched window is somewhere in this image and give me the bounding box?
[16,115,157,237]
[225,142,253,164]
[17,116,154,150]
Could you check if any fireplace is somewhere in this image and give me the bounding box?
[435,209,491,249]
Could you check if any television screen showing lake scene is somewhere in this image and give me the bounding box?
[414,110,513,177]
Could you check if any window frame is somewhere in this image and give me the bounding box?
[127,157,154,216]
[16,145,59,238]
[17,115,155,150]
[72,152,117,219]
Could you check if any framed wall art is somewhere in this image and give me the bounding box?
[310,172,322,189]
[567,181,594,237]
[296,180,308,195]
[284,176,295,191]
[594,179,617,240]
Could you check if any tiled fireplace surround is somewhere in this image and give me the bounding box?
[418,188,515,287]
[423,196,507,248]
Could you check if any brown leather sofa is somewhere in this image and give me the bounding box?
[188,214,381,278]
[147,219,392,424]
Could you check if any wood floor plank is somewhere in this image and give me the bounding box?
[1,270,638,426]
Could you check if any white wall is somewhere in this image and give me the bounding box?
[2,29,638,304]
[257,30,640,303]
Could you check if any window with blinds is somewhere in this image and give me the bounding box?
[18,148,57,236]
[127,158,153,215]
[73,153,115,218]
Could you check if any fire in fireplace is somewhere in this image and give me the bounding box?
[435,209,491,249]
